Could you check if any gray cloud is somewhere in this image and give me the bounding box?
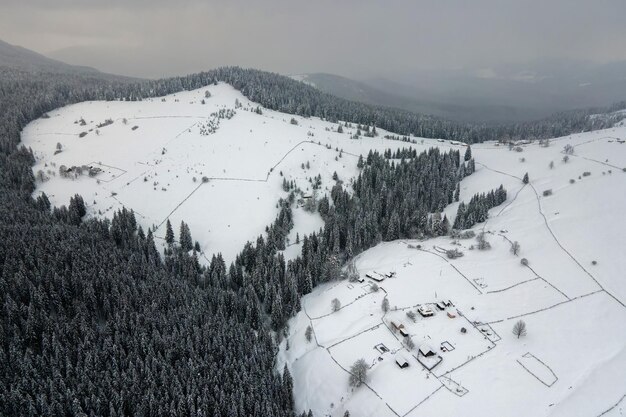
[1,0,625,78]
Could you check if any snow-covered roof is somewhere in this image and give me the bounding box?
[394,353,409,366]
[419,344,435,356]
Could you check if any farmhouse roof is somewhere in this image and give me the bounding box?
[419,344,436,356]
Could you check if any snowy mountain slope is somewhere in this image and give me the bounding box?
[20,80,626,417]
[277,129,626,417]
[21,82,467,262]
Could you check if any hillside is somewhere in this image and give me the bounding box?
[19,76,626,417]
[276,128,626,416]
[22,82,468,262]
[2,66,297,416]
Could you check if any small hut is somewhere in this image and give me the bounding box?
[418,305,434,317]
[419,345,436,358]
[395,353,409,369]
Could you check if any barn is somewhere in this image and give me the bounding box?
[391,321,409,337]
[366,272,385,282]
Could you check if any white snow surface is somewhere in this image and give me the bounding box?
[21,83,626,417]
[22,83,432,262]
[277,130,626,417]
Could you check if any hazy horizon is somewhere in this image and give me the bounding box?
[1,0,626,80]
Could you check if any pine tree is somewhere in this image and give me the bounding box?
[179,221,193,251]
[271,291,284,330]
[282,364,294,410]
[68,194,86,225]
[464,145,472,161]
[165,219,174,245]
[523,172,529,184]
[439,215,450,236]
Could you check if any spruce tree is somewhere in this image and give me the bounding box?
[165,219,174,245]
[271,291,284,330]
[179,221,193,251]
[440,215,450,236]
[464,145,472,161]
[282,364,294,410]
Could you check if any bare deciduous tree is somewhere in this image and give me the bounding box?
[512,320,527,339]
[349,359,368,387]
[381,297,390,313]
[404,336,415,350]
[476,232,491,250]
[331,298,341,312]
[347,261,359,282]
[510,241,520,256]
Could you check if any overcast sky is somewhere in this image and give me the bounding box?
[1,0,625,79]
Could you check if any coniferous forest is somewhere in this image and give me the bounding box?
[0,63,619,416]
[0,69,295,416]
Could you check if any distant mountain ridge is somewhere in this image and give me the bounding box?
[293,72,538,123]
[0,39,102,74]
[1,39,623,143]
[0,39,141,84]
[296,63,626,123]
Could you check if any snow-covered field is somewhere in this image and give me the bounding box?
[22,83,448,262]
[21,83,626,416]
[277,130,626,417]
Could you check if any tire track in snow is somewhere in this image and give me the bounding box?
[496,183,526,217]
[485,277,541,294]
